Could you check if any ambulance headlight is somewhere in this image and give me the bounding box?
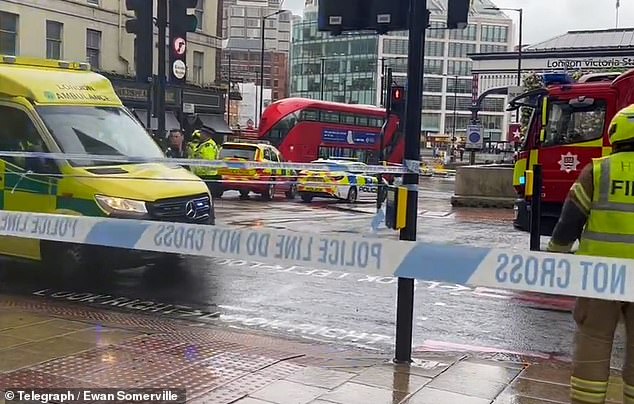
[95,195,147,215]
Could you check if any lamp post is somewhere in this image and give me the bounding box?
[485,6,523,126]
[485,7,523,87]
[259,9,285,124]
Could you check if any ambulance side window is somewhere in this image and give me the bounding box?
[0,105,51,171]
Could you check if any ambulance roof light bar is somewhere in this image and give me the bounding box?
[0,55,90,71]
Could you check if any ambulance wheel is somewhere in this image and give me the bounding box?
[300,194,313,203]
[41,242,103,280]
[151,254,186,274]
[262,182,275,201]
[239,190,250,199]
[346,186,358,203]
[285,184,297,199]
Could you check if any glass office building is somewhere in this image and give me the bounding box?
[290,0,515,141]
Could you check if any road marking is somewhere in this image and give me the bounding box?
[30,288,391,350]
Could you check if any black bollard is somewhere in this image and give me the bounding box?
[529,164,542,251]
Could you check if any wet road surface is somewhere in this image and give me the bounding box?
[0,177,626,366]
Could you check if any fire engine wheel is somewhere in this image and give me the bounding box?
[262,181,275,201]
[285,184,297,199]
[346,186,358,203]
[239,190,250,199]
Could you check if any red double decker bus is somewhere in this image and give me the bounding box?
[256,98,404,164]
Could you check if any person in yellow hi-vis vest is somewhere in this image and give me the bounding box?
[548,104,634,404]
[187,128,223,197]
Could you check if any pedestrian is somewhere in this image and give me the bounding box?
[165,129,187,158]
[547,104,634,404]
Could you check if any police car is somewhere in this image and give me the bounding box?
[297,159,380,203]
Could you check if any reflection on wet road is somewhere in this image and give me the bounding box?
[0,177,625,366]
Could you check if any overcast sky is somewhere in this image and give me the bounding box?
[282,0,632,45]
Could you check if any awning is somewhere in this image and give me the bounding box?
[132,110,181,131]
[197,113,233,135]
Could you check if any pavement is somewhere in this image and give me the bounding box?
[0,293,627,404]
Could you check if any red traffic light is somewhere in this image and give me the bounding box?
[391,86,405,101]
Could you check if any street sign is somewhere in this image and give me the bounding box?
[182,102,195,114]
[172,60,186,80]
[508,123,522,142]
[174,37,186,55]
[466,124,483,150]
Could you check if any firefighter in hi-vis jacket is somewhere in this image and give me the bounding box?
[548,104,634,404]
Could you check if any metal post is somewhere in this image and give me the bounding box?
[530,164,542,251]
[227,52,232,125]
[259,17,265,122]
[157,0,167,138]
[451,75,457,162]
[517,9,523,87]
[320,58,325,100]
[146,76,153,129]
[380,57,386,107]
[515,9,523,124]
[377,67,393,210]
[254,71,259,125]
[395,0,426,364]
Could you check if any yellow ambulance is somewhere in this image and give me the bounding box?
[0,55,214,276]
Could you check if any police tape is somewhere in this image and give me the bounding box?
[0,151,455,176]
[0,209,632,302]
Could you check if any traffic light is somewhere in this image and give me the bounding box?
[447,0,471,29]
[168,0,199,84]
[318,0,409,34]
[125,0,154,82]
[390,85,406,121]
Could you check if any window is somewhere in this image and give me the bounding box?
[0,105,49,170]
[424,59,443,75]
[341,114,356,125]
[480,44,508,53]
[423,77,443,92]
[300,109,319,121]
[246,18,260,28]
[481,98,505,112]
[46,21,63,60]
[446,78,472,94]
[195,0,204,30]
[193,51,204,84]
[383,38,408,55]
[448,24,477,41]
[422,95,442,110]
[425,41,444,57]
[481,25,509,43]
[246,7,260,17]
[426,20,445,39]
[87,0,99,4]
[0,11,18,56]
[447,60,471,76]
[86,29,101,68]
[422,113,441,131]
[448,43,476,58]
[230,7,245,17]
[320,112,339,123]
[445,96,473,111]
[266,112,298,147]
[543,101,607,147]
[230,28,245,37]
[36,106,164,166]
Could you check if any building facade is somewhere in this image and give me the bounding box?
[290,0,515,142]
[221,0,291,52]
[220,0,292,124]
[0,0,231,137]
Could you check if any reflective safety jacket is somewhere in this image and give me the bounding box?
[577,152,634,259]
[187,139,220,177]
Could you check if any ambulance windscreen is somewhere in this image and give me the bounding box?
[37,106,164,166]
